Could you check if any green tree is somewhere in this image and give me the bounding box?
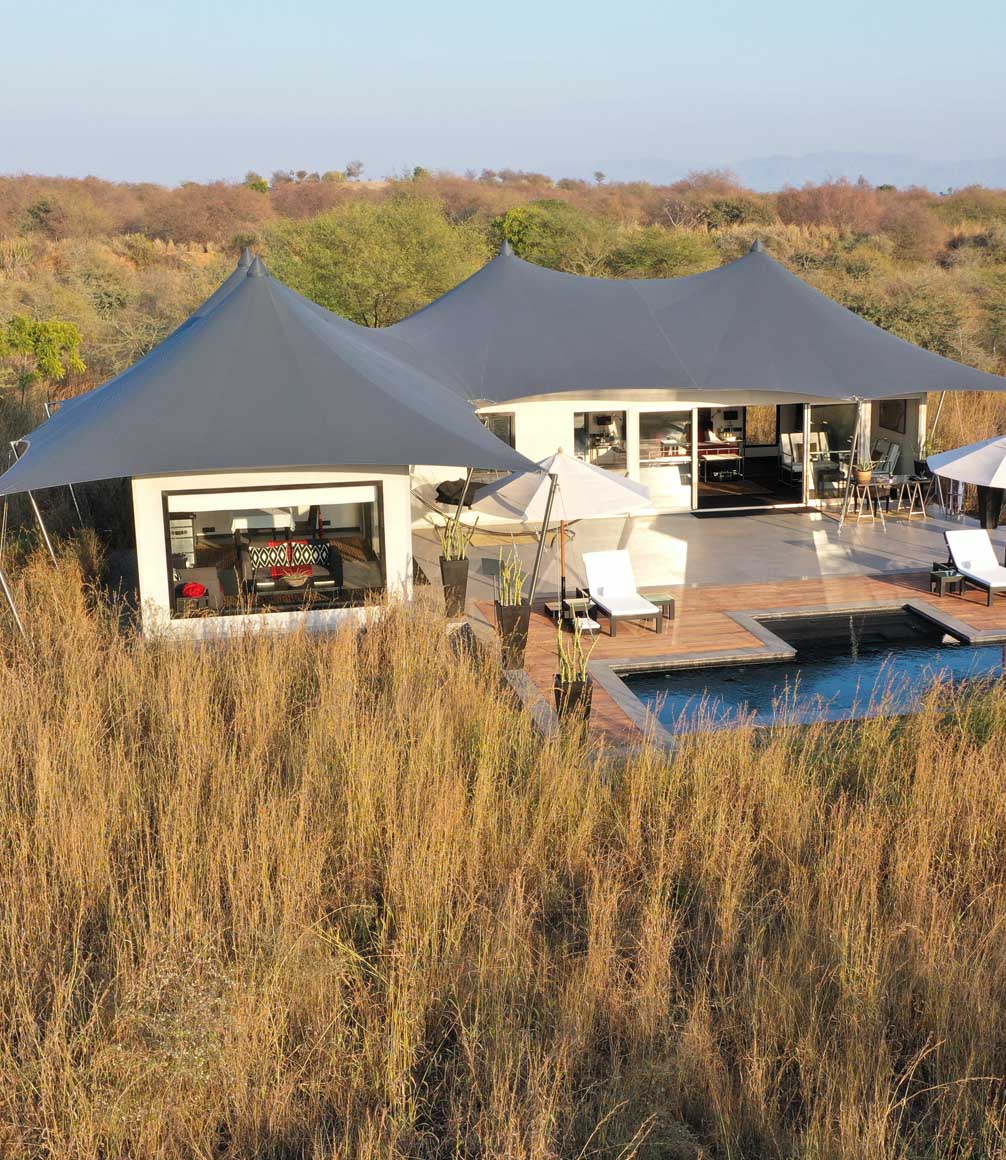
[263,189,488,326]
[610,227,719,278]
[243,171,269,194]
[495,200,616,274]
[0,315,86,403]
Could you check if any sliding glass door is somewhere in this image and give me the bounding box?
[638,410,693,511]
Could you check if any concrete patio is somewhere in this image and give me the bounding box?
[413,505,1001,606]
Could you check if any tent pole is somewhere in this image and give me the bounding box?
[926,391,946,457]
[44,403,82,522]
[528,473,558,606]
[10,442,57,566]
[27,491,57,566]
[0,562,26,639]
[837,400,864,534]
[450,466,474,540]
[0,447,11,560]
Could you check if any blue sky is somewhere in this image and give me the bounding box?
[1,0,1004,183]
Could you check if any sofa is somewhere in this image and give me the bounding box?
[237,538,343,597]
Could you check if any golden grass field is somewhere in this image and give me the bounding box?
[0,536,1004,1158]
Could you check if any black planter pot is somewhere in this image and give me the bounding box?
[495,600,531,669]
[440,556,470,618]
[976,485,1006,531]
[553,675,593,724]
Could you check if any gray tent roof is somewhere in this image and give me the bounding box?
[0,258,534,496]
[387,241,1006,403]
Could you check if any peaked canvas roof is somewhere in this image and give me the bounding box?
[0,257,534,496]
[388,240,1006,403]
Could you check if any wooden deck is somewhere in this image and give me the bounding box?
[476,571,1006,745]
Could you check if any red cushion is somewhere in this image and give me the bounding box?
[180,581,207,599]
[268,539,312,579]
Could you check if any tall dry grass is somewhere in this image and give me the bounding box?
[0,539,1005,1156]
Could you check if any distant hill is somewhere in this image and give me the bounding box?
[587,153,1006,192]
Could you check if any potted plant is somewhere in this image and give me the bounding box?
[554,616,597,726]
[429,514,477,618]
[854,459,878,485]
[493,545,530,669]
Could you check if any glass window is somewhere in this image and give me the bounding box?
[480,412,515,448]
[165,482,384,618]
[745,405,778,447]
[808,404,857,500]
[639,410,692,509]
[573,411,627,471]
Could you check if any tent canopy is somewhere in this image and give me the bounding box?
[388,240,1006,404]
[0,257,534,497]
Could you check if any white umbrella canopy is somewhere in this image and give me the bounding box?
[472,449,650,523]
[471,450,651,605]
[928,435,1006,488]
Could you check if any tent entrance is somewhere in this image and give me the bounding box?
[694,405,802,512]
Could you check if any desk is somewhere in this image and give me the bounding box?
[886,478,926,519]
[701,453,743,482]
[849,482,887,527]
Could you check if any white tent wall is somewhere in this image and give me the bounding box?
[132,466,413,639]
[474,393,928,513]
[871,396,928,468]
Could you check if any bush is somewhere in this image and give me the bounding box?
[609,227,719,278]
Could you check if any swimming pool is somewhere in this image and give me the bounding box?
[623,608,1006,732]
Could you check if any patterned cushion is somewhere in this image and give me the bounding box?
[249,541,298,578]
[289,541,331,567]
[248,540,331,580]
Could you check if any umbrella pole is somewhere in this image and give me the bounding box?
[450,467,474,539]
[528,473,558,607]
[560,520,567,607]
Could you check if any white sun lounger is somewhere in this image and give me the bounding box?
[582,549,663,637]
[945,529,1006,607]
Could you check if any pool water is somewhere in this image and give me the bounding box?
[625,608,1006,731]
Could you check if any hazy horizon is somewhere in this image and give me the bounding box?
[2,0,1005,187]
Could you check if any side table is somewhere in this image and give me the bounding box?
[929,567,963,597]
[639,588,677,625]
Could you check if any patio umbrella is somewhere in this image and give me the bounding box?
[471,449,650,604]
[928,435,1006,488]
[929,435,1006,533]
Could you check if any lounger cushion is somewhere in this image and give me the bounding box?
[595,593,661,617]
[582,549,661,617]
[945,530,1006,588]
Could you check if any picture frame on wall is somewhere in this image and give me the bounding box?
[878,399,907,435]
